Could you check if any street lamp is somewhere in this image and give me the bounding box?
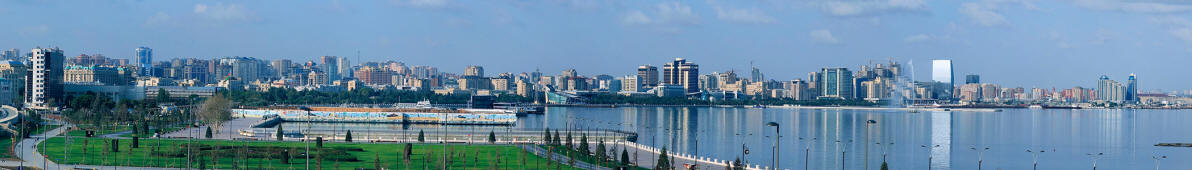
[921,144,941,170]
[970,145,990,170]
[1087,152,1104,170]
[865,120,876,170]
[1151,155,1167,170]
[802,137,817,170]
[1026,148,1050,170]
[766,122,780,170]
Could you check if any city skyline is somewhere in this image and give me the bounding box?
[2,1,1190,90]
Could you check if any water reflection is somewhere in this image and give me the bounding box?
[512,107,1192,170]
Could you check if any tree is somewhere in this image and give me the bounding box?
[654,146,671,170]
[488,131,496,143]
[620,148,630,166]
[579,133,590,155]
[553,130,561,146]
[131,137,139,148]
[156,88,171,103]
[204,126,213,139]
[198,95,233,135]
[374,152,382,170]
[280,149,289,164]
[345,130,353,142]
[595,140,606,160]
[881,162,889,170]
[275,125,284,141]
[316,137,323,148]
[565,132,573,148]
[543,128,552,145]
[403,143,413,162]
[417,130,425,142]
[730,157,744,170]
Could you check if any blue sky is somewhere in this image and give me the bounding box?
[1,0,1190,91]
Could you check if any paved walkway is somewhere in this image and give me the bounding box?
[521,144,609,170]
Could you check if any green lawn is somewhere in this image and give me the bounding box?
[40,137,581,169]
[64,125,129,137]
[0,137,13,159]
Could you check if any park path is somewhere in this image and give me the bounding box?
[0,118,185,170]
[521,144,610,170]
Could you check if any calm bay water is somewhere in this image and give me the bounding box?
[513,106,1192,170]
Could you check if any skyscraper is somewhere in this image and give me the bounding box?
[817,68,853,100]
[464,65,484,78]
[1126,73,1138,103]
[965,74,980,84]
[320,56,340,81]
[637,65,659,89]
[662,58,699,93]
[1,49,19,61]
[26,47,64,109]
[1097,75,1126,103]
[932,60,954,101]
[135,47,152,76]
[750,66,764,82]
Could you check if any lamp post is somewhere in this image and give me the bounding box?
[864,120,876,170]
[1087,152,1104,170]
[766,122,780,170]
[970,145,990,170]
[1151,155,1167,170]
[802,137,817,170]
[921,144,940,170]
[1026,148,1049,170]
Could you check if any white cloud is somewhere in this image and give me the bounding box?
[904,34,931,43]
[714,7,776,24]
[407,0,447,8]
[622,11,652,25]
[1073,0,1192,13]
[1151,16,1192,42]
[193,3,253,22]
[621,2,700,26]
[18,25,49,36]
[819,0,928,17]
[960,2,1007,26]
[809,29,841,44]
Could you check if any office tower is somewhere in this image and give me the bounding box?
[26,47,64,109]
[338,57,351,79]
[931,60,954,101]
[219,57,263,82]
[561,69,578,78]
[637,65,659,89]
[662,58,699,93]
[750,66,764,82]
[818,68,853,100]
[1,49,19,61]
[1097,75,1126,103]
[965,74,980,84]
[308,70,328,85]
[135,47,152,76]
[320,56,340,81]
[807,72,820,97]
[620,75,640,92]
[699,73,719,91]
[1125,74,1138,103]
[464,65,484,78]
[271,59,292,78]
[786,79,809,100]
[355,66,392,85]
[980,83,1000,102]
[0,61,24,93]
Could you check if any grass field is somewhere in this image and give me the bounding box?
[40,137,582,169]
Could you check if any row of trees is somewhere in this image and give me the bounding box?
[541,128,633,169]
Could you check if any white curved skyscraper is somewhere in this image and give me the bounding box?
[932,60,953,101]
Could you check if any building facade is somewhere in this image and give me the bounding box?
[26,47,65,109]
[661,58,699,93]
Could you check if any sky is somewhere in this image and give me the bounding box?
[1,0,1190,91]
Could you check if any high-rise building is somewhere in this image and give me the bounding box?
[0,61,25,95]
[637,65,659,89]
[698,73,719,91]
[931,60,954,101]
[355,66,392,85]
[662,58,699,93]
[320,56,340,81]
[1,49,20,61]
[619,75,640,92]
[817,68,853,100]
[965,74,980,84]
[1125,73,1138,103]
[271,59,292,79]
[338,57,352,79]
[219,57,263,82]
[750,67,764,82]
[464,65,484,78]
[785,79,809,100]
[807,72,820,97]
[135,47,152,76]
[561,69,578,78]
[1097,75,1126,103]
[26,47,65,109]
